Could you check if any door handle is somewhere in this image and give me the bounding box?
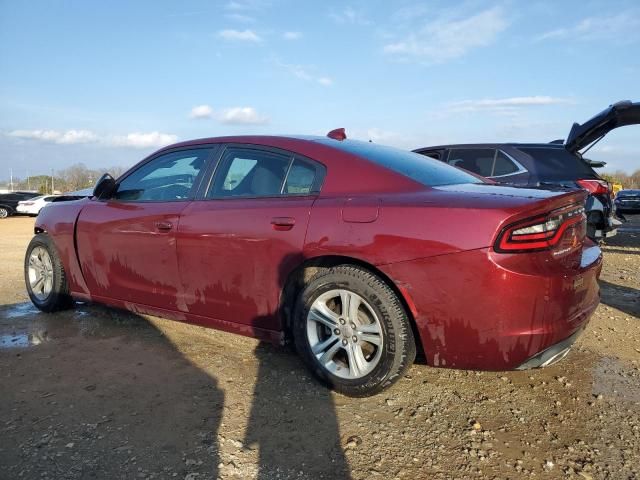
[155,221,173,232]
[271,217,295,231]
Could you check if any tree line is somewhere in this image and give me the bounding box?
[600,169,640,190]
[2,163,127,194]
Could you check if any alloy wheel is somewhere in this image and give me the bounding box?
[306,289,384,379]
[27,246,54,301]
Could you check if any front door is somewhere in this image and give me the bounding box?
[76,147,214,310]
[176,145,325,332]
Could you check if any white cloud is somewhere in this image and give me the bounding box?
[273,59,334,86]
[225,0,268,10]
[383,7,508,64]
[8,129,98,144]
[536,12,640,43]
[189,104,213,119]
[329,7,371,26]
[217,29,262,42]
[7,129,177,149]
[283,31,302,40]
[109,132,178,148]
[225,13,255,23]
[449,96,573,113]
[219,107,268,125]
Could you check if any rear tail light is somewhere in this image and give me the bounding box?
[576,179,609,196]
[495,204,586,253]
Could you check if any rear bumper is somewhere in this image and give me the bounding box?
[516,326,585,370]
[380,244,602,371]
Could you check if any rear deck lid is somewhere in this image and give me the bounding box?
[565,100,640,153]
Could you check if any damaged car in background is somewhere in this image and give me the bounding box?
[24,131,602,396]
[415,100,640,241]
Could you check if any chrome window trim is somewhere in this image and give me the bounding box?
[489,149,528,178]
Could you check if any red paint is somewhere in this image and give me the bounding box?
[35,135,602,371]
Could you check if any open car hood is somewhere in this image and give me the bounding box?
[565,100,640,153]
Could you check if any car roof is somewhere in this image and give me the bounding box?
[414,142,567,152]
[136,135,424,195]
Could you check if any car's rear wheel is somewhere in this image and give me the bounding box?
[0,206,9,218]
[293,265,416,397]
[24,234,74,312]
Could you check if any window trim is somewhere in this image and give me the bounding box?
[489,149,528,178]
[201,144,326,201]
[107,145,219,203]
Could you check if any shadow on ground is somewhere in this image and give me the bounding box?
[599,280,640,319]
[0,302,349,479]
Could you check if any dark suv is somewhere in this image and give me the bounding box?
[0,191,40,218]
[415,100,640,241]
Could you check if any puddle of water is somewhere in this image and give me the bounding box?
[0,302,40,319]
[0,331,49,349]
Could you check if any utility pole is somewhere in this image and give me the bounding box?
[51,169,54,194]
[27,170,30,191]
[10,168,13,192]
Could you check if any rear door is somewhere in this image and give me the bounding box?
[176,145,325,332]
[75,147,215,310]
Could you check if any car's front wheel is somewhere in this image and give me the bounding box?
[293,265,416,397]
[24,234,75,312]
[0,206,10,218]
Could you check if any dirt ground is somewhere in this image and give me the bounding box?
[1,215,638,480]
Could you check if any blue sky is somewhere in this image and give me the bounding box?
[1,0,639,178]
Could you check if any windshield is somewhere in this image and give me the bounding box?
[322,139,483,187]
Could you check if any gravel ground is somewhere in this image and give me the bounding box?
[0,215,638,480]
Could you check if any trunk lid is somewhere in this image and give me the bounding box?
[565,100,640,153]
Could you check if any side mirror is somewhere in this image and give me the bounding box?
[93,173,117,199]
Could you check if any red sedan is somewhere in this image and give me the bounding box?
[24,132,602,396]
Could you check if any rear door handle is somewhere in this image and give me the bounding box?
[271,217,295,231]
[155,221,173,232]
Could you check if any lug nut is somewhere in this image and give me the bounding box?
[339,318,346,325]
[342,339,348,346]
[350,322,356,329]
[352,336,358,342]
[334,328,341,335]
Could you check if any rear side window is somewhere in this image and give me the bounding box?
[209,148,290,198]
[284,159,316,194]
[324,140,482,187]
[492,151,520,176]
[517,147,596,180]
[447,149,495,176]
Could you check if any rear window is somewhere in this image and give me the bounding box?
[517,147,596,180]
[326,140,482,187]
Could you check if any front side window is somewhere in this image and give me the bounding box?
[447,149,496,177]
[209,148,291,198]
[114,148,211,201]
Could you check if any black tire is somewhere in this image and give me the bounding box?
[24,234,75,312]
[0,206,10,219]
[293,265,416,397]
